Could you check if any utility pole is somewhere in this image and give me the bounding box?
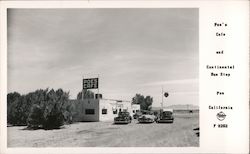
[82,76,84,100]
[97,74,99,99]
[161,85,164,109]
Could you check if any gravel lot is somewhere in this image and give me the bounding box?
[8,113,199,147]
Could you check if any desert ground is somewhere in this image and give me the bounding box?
[8,112,199,147]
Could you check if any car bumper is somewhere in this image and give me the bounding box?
[138,119,154,123]
[157,119,174,123]
[114,121,130,124]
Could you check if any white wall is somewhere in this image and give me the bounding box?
[72,99,99,122]
[99,99,116,121]
[131,104,140,114]
[99,99,133,121]
[72,99,136,122]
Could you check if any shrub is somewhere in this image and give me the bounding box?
[7,94,30,126]
[27,89,69,129]
[43,111,65,130]
[63,102,74,124]
[27,104,44,129]
[8,88,71,130]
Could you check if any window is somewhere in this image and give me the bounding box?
[102,109,107,114]
[85,109,95,115]
[133,110,135,113]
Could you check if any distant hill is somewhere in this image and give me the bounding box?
[152,104,199,110]
[166,104,199,110]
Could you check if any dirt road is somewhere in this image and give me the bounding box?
[8,113,199,147]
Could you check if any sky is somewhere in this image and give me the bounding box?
[7,9,199,107]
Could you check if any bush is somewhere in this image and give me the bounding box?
[43,112,65,130]
[27,104,44,129]
[63,102,74,124]
[8,88,71,130]
[28,89,69,130]
[7,93,30,126]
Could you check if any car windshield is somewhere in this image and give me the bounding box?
[162,111,172,116]
[118,112,129,117]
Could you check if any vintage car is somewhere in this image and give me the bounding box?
[156,109,174,123]
[138,114,156,123]
[133,111,142,119]
[114,111,132,124]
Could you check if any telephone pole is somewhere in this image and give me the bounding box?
[161,85,164,109]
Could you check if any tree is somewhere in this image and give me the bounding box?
[27,104,44,129]
[144,96,153,110]
[7,92,21,125]
[41,88,69,130]
[7,92,21,105]
[77,90,95,100]
[132,94,153,111]
[8,88,71,129]
[7,92,32,126]
[27,88,70,129]
[132,94,145,105]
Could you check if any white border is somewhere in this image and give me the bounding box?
[0,1,249,154]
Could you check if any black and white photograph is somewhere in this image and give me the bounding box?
[7,8,199,147]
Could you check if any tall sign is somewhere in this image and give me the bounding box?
[83,78,99,89]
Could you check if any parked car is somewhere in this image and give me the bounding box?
[156,109,174,123]
[133,111,142,119]
[114,111,132,124]
[138,114,156,123]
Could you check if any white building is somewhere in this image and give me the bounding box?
[71,98,140,122]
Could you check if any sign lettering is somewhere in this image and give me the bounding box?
[83,78,98,89]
